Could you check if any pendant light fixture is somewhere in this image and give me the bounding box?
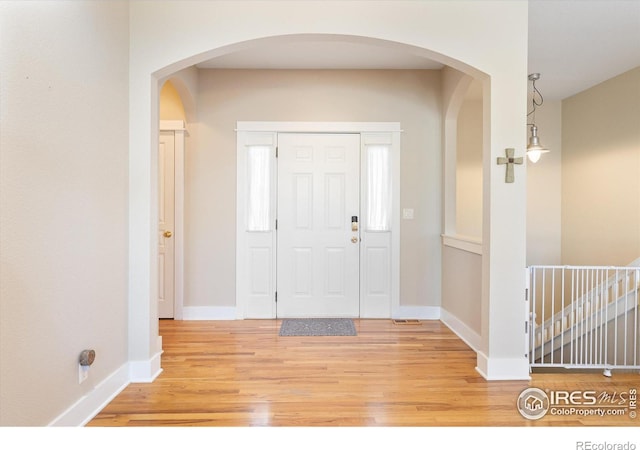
[526,73,549,163]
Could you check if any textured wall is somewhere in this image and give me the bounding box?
[0,1,129,425]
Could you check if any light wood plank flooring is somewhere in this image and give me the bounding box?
[88,319,639,427]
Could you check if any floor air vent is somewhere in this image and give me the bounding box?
[392,319,421,325]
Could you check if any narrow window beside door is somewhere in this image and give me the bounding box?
[246,145,272,231]
[366,145,392,231]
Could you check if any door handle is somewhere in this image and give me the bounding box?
[351,236,358,243]
[163,230,173,238]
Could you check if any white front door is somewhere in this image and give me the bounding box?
[276,133,361,317]
[158,131,175,319]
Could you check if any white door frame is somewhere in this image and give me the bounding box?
[159,120,186,320]
[236,121,401,319]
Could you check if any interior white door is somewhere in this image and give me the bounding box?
[277,133,361,317]
[158,131,175,319]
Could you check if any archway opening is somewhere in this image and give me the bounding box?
[148,32,492,374]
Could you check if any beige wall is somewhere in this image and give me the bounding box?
[456,97,483,238]
[188,69,443,308]
[527,100,562,266]
[562,67,640,266]
[443,81,484,342]
[451,94,564,265]
[160,80,187,121]
[0,2,129,425]
[442,247,482,335]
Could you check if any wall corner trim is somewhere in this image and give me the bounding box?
[475,351,531,381]
[129,352,163,383]
[441,234,482,255]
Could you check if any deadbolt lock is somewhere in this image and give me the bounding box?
[351,216,358,232]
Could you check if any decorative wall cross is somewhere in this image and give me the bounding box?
[497,148,523,183]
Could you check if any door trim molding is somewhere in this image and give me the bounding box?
[159,120,185,320]
[237,121,403,134]
[236,121,401,319]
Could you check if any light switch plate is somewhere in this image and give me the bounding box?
[402,208,414,220]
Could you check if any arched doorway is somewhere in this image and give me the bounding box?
[130,23,528,382]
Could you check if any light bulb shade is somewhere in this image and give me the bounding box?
[527,148,542,163]
[526,124,549,163]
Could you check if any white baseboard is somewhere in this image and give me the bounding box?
[49,364,130,427]
[50,351,163,426]
[440,308,481,352]
[129,350,163,382]
[439,309,531,381]
[476,351,531,381]
[183,305,441,321]
[393,305,441,320]
[182,306,237,320]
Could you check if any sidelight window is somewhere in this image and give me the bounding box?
[366,144,392,231]
[246,145,272,231]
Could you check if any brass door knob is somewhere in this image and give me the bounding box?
[163,230,173,238]
[351,236,358,243]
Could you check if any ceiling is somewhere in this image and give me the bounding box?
[196,38,445,71]
[196,1,640,100]
[528,0,640,100]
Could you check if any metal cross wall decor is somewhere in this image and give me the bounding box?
[497,148,523,183]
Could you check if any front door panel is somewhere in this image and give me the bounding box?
[277,133,360,317]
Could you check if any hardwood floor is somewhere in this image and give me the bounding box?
[87,319,639,427]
